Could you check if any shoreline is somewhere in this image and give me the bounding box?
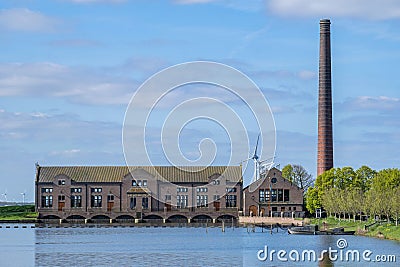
[1,216,399,242]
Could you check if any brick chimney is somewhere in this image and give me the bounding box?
[317,19,334,176]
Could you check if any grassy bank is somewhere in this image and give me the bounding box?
[309,217,400,242]
[0,205,38,221]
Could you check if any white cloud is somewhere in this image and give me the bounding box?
[50,149,81,156]
[173,0,264,11]
[0,8,59,32]
[297,70,317,80]
[267,0,400,20]
[338,96,400,112]
[0,62,137,105]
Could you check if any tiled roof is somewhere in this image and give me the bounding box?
[37,166,242,184]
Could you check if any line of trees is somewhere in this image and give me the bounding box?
[306,166,400,225]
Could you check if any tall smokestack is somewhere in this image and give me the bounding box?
[317,19,333,176]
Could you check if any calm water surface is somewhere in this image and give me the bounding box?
[0,224,399,266]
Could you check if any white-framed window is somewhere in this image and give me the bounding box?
[71,188,82,193]
[91,195,102,207]
[196,195,208,208]
[142,197,149,209]
[226,187,237,193]
[71,195,82,208]
[177,195,188,208]
[226,195,237,208]
[91,188,102,193]
[41,188,53,193]
[177,187,188,193]
[259,189,265,202]
[130,197,136,209]
[196,187,208,193]
[41,195,53,208]
[212,180,220,185]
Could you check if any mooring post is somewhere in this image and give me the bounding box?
[222,221,225,232]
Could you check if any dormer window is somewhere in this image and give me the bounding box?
[58,180,65,186]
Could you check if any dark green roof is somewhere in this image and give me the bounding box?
[37,166,242,184]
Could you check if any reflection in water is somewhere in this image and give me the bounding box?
[319,235,335,267]
[0,225,399,266]
[319,251,334,267]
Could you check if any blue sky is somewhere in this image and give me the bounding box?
[0,0,399,202]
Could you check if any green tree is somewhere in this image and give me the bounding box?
[282,164,314,192]
[282,164,294,183]
[305,186,321,214]
[334,167,355,190]
[355,165,376,192]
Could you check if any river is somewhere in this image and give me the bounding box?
[0,224,398,266]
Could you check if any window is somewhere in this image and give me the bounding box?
[71,195,82,208]
[265,189,270,201]
[259,189,265,202]
[132,180,137,186]
[142,180,147,187]
[196,187,208,193]
[284,189,290,202]
[213,195,220,201]
[293,207,297,211]
[271,189,277,202]
[278,189,283,202]
[71,188,82,193]
[137,180,142,186]
[196,195,208,208]
[142,197,149,209]
[226,195,237,208]
[91,188,102,193]
[41,195,53,208]
[288,206,292,211]
[212,180,220,185]
[165,195,171,201]
[177,187,188,193]
[41,188,53,193]
[107,195,114,202]
[130,197,136,209]
[226,187,236,193]
[177,195,188,208]
[91,195,102,207]
[58,180,65,186]
[58,195,65,201]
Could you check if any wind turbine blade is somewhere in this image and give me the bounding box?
[253,133,260,158]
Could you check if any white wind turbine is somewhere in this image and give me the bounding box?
[1,189,7,203]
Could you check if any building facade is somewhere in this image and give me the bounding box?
[243,168,304,218]
[35,165,242,223]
